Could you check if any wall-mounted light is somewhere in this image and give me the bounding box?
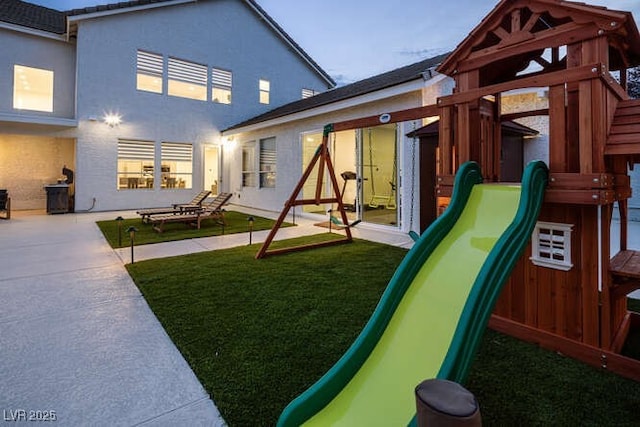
[104,112,122,127]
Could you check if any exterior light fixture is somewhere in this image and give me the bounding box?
[247,216,254,245]
[115,216,124,247]
[104,112,122,127]
[126,225,138,263]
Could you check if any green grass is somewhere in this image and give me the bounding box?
[97,211,290,248]
[127,237,640,426]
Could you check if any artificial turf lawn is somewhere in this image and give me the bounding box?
[96,210,290,248]
[127,236,640,426]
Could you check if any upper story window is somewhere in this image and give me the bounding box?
[117,139,155,190]
[13,65,53,112]
[161,142,193,189]
[259,79,270,104]
[136,50,163,94]
[212,68,232,104]
[259,137,276,188]
[168,57,207,101]
[301,88,319,99]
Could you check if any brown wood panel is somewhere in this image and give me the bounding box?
[591,79,607,172]
[438,64,601,108]
[489,315,640,382]
[457,103,471,163]
[580,207,600,346]
[610,123,640,134]
[578,80,593,173]
[548,173,614,189]
[544,189,615,204]
[331,105,439,133]
[607,133,640,144]
[548,85,567,172]
[525,245,538,326]
[537,262,555,332]
[439,106,453,175]
[600,205,613,348]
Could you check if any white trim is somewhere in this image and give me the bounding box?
[0,21,67,41]
[66,0,195,23]
[530,221,574,271]
[223,77,432,135]
[0,112,77,128]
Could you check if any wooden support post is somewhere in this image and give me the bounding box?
[548,84,567,172]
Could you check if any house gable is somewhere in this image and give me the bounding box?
[437,0,640,86]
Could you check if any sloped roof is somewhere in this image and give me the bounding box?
[1,0,334,86]
[224,52,450,132]
[438,0,640,76]
[0,0,66,34]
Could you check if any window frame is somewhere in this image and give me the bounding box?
[211,67,232,104]
[259,79,270,104]
[242,142,257,188]
[13,64,54,112]
[167,56,208,101]
[136,50,164,94]
[259,137,276,188]
[160,142,193,189]
[530,221,574,271]
[117,139,156,190]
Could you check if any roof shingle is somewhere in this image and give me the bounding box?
[0,0,66,34]
[224,52,450,132]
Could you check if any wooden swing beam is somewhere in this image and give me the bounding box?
[255,105,441,259]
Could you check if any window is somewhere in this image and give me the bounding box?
[117,140,155,190]
[161,142,193,189]
[260,137,276,188]
[136,50,163,94]
[302,88,319,99]
[168,57,207,101]
[13,65,53,112]
[242,143,257,187]
[530,221,573,271]
[259,79,270,104]
[212,68,232,104]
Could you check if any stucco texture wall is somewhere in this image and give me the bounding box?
[0,135,75,210]
[501,91,550,166]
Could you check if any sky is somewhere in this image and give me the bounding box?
[26,0,640,85]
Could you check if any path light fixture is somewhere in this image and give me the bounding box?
[247,216,254,245]
[327,209,333,233]
[126,226,138,264]
[115,216,124,247]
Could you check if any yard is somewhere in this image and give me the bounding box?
[126,235,640,426]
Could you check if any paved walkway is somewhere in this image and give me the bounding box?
[0,210,225,426]
[0,206,413,426]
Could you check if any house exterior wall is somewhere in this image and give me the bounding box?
[0,28,76,119]
[0,134,74,209]
[72,0,329,211]
[223,78,454,234]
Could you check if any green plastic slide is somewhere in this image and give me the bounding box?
[278,160,548,427]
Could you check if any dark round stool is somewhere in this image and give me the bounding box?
[415,379,482,426]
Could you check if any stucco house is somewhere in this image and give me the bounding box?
[0,0,334,212]
[221,54,547,235]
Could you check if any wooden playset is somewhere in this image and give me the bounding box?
[258,0,640,381]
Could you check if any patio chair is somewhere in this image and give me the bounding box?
[150,192,232,233]
[0,190,10,220]
[136,190,211,222]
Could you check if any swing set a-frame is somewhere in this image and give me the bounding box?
[255,105,438,259]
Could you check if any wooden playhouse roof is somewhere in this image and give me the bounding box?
[437,0,640,81]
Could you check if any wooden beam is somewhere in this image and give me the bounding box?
[331,104,439,133]
[578,80,593,173]
[548,85,567,172]
[438,64,601,108]
[501,108,550,122]
[548,173,614,189]
[544,189,616,205]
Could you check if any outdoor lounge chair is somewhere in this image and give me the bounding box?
[150,192,232,233]
[137,190,211,222]
[0,190,10,220]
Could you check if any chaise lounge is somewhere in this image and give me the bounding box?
[150,192,232,233]
[136,190,211,223]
